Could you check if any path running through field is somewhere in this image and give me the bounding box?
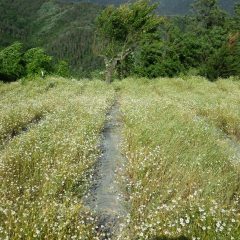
[85,101,127,239]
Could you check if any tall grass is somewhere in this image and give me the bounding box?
[1,76,240,239]
[153,77,240,141]
[0,77,115,239]
[0,78,72,146]
[116,77,240,240]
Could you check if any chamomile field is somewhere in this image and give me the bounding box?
[0,77,240,240]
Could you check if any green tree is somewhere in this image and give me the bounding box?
[133,39,183,78]
[0,42,24,81]
[95,0,163,83]
[201,34,240,80]
[24,47,52,76]
[169,0,230,78]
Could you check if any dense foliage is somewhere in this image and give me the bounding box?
[0,43,69,81]
[0,42,24,81]
[96,0,240,81]
[0,0,239,81]
[0,0,103,76]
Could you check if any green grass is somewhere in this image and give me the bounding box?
[116,77,240,239]
[0,77,115,239]
[0,78,68,146]
[1,76,240,239]
[152,77,240,141]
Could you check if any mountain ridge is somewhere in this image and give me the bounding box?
[62,0,238,15]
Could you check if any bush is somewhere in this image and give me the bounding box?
[0,42,72,81]
[201,37,240,81]
[134,42,183,78]
[24,47,53,76]
[0,42,24,81]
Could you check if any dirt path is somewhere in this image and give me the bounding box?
[85,101,127,239]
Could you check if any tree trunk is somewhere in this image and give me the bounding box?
[104,49,131,83]
[105,65,115,83]
[105,59,118,83]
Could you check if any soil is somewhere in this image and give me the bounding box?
[85,101,127,239]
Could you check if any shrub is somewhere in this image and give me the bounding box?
[201,36,240,81]
[0,42,24,81]
[24,47,53,76]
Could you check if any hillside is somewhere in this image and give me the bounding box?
[31,1,104,74]
[0,0,238,76]
[0,0,103,75]
[158,0,238,14]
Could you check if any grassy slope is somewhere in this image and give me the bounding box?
[116,77,240,239]
[0,77,115,239]
[1,77,240,239]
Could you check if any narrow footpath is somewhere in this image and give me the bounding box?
[85,101,127,239]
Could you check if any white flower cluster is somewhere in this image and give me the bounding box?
[117,77,240,239]
[0,77,115,239]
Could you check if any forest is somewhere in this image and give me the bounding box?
[0,0,239,81]
[0,0,103,77]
